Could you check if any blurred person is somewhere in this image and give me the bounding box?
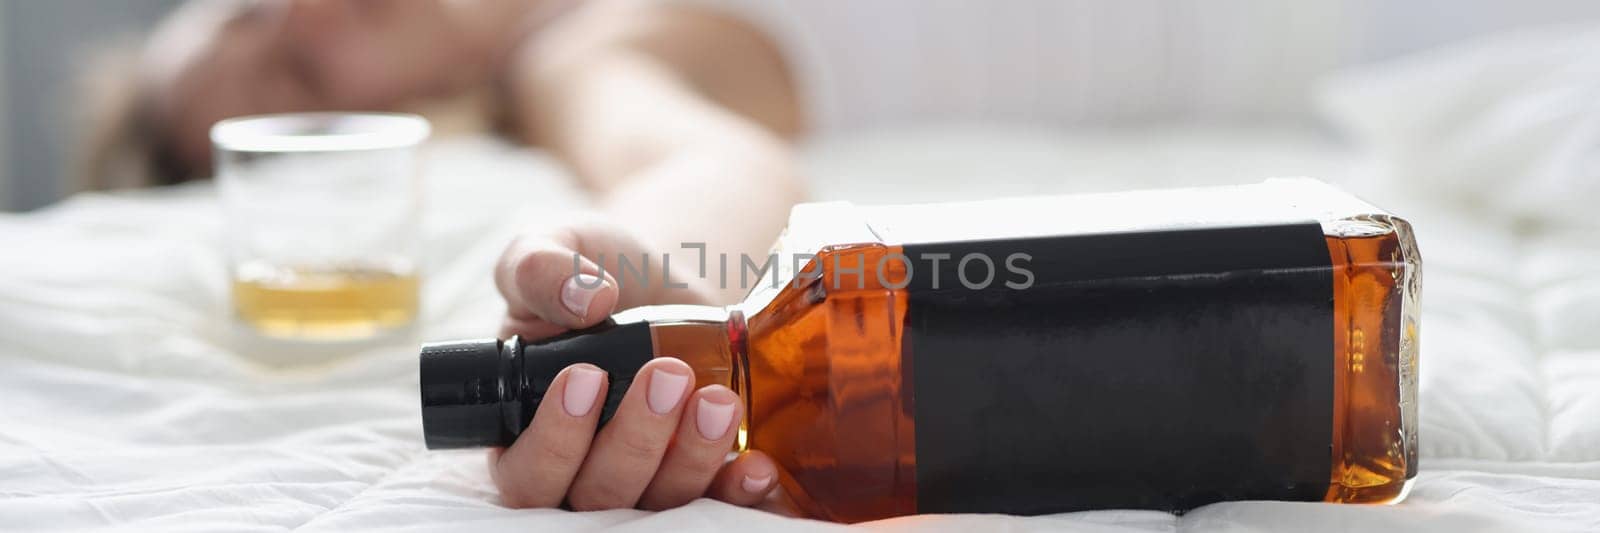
[83,0,1428,519]
[85,0,804,514]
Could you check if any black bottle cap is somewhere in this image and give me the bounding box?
[419,321,658,450]
[419,337,519,449]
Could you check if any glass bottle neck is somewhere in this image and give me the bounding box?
[626,305,749,384]
[623,305,751,449]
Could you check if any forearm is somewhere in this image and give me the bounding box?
[588,111,801,305]
[597,131,801,305]
[505,4,803,303]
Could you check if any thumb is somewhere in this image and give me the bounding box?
[495,232,620,332]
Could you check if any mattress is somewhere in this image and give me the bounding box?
[1,123,1597,531]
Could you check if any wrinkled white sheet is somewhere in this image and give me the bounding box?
[5,30,1600,530]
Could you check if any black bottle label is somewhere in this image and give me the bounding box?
[903,222,1334,514]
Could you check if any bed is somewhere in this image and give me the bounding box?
[4,30,1600,531]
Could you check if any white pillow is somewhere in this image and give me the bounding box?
[1319,24,1600,230]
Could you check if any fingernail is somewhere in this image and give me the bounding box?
[742,475,772,493]
[646,369,689,415]
[561,274,606,317]
[563,367,604,417]
[695,398,737,440]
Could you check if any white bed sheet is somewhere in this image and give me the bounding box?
[2,126,1598,532]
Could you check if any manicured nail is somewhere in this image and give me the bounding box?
[646,369,689,415]
[563,367,604,417]
[742,475,772,493]
[695,398,737,440]
[561,274,606,317]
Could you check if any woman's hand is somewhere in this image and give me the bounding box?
[490,221,788,512]
[487,358,780,510]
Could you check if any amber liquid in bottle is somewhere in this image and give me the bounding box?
[655,220,1419,522]
[1326,216,1420,503]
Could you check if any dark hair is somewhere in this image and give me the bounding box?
[74,37,195,191]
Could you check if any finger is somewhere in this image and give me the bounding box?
[494,232,619,330]
[638,385,743,510]
[567,358,694,511]
[707,450,780,507]
[491,364,608,508]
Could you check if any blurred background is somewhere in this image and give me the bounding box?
[0,0,177,211]
[2,0,1600,211]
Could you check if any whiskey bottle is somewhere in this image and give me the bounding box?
[419,179,1421,522]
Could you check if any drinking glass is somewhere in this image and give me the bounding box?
[212,113,430,341]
